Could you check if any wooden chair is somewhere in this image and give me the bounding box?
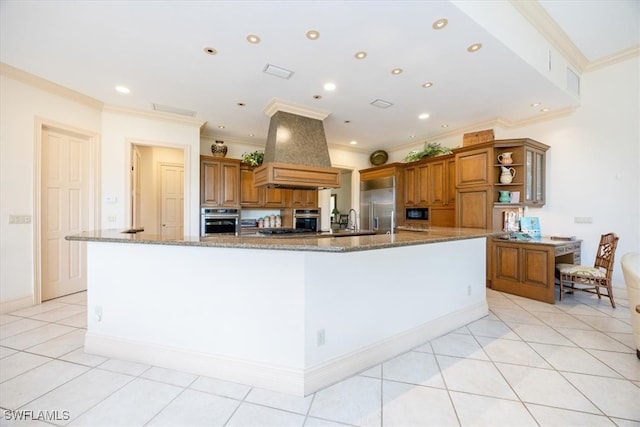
[556,233,619,308]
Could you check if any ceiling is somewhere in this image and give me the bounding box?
[1,1,638,154]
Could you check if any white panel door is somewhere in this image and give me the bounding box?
[160,164,184,239]
[42,129,89,300]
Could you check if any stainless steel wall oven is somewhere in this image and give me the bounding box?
[200,208,240,236]
[293,209,320,232]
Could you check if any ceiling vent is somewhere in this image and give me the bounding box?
[152,103,197,117]
[370,99,393,109]
[263,64,294,80]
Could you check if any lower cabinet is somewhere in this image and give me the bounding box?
[491,239,556,304]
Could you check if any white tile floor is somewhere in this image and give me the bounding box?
[1,288,639,427]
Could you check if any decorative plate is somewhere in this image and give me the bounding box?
[370,150,389,166]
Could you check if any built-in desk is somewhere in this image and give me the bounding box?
[491,237,582,304]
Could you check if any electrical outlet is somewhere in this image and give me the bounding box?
[9,215,32,224]
[95,306,103,322]
[467,285,472,296]
[574,217,593,224]
[107,216,117,223]
[317,329,325,347]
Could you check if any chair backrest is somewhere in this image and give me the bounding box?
[594,233,619,280]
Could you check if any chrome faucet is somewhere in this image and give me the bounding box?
[347,208,358,231]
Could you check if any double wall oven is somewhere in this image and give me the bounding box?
[200,208,240,236]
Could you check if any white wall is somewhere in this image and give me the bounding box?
[0,74,102,305]
[101,108,201,237]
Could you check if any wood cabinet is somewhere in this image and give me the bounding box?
[456,186,492,229]
[403,163,429,207]
[455,146,492,188]
[240,165,286,208]
[201,156,240,207]
[491,238,581,304]
[288,188,318,208]
[493,139,549,207]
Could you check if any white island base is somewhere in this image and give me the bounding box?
[84,237,488,396]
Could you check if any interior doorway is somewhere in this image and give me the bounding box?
[130,144,185,236]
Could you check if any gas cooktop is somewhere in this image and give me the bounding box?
[258,228,315,235]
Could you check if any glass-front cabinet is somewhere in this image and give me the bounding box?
[493,139,549,208]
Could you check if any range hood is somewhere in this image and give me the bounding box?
[253,100,341,189]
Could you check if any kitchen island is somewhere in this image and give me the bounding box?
[67,227,497,396]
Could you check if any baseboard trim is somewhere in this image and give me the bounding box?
[85,333,305,395]
[0,295,34,314]
[85,301,487,396]
[303,301,488,395]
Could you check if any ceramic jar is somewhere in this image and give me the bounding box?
[211,140,228,157]
[497,152,513,165]
[500,166,516,184]
[498,190,511,203]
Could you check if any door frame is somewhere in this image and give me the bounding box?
[34,118,101,304]
[126,139,190,237]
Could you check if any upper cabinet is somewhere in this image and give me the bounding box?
[201,156,241,207]
[288,188,318,208]
[455,146,492,188]
[240,165,286,208]
[493,139,549,207]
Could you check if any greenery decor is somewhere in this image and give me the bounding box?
[404,142,452,162]
[241,150,264,166]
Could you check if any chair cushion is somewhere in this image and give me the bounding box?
[557,263,606,278]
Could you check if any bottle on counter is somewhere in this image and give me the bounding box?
[258,219,264,228]
[275,215,282,227]
[264,217,270,228]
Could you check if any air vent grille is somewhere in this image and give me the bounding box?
[263,64,294,80]
[370,99,393,109]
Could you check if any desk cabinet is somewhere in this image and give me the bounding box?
[491,238,581,304]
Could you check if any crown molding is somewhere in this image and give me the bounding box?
[585,45,640,73]
[263,98,331,120]
[510,0,589,73]
[103,105,206,127]
[1,62,104,110]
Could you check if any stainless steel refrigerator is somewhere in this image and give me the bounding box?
[360,176,395,233]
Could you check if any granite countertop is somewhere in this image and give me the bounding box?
[66,227,501,253]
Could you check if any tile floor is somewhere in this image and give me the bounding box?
[1,288,639,427]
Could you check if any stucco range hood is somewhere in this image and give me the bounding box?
[253,100,341,189]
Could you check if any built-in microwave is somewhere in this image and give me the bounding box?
[406,207,429,221]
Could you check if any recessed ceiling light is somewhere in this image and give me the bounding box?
[313,94,322,99]
[306,30,320,40]
[249,133,254,137]
[203,47,217,55]
[418,113,430,120]
[391,68,403,75]
[422,82,433,88]
[218,125,225,129]
[323,82,336,91]
[467,43,482,53]
[432,18,448,30]
[409,135,416,139]
[115,85,130,94]
[530,102,541,107]
[246,34,261,44]
[540,107,551,112]
[344,120,351,124]
[441,124,449,128]
[349,140,358,145]
[355,51,367,59]
[237,102,246,107]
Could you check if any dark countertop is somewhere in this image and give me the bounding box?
[66,227,501,253]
